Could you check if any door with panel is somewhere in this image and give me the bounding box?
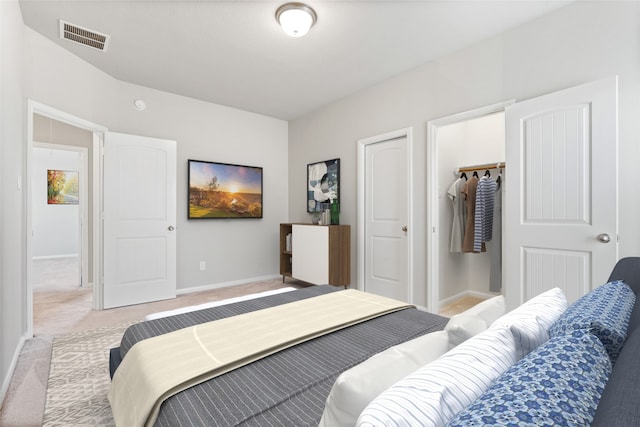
[103,132,177,308]
[504,77,618,309]
[364,136,409,302]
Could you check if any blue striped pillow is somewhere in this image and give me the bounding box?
[356,326,518,427]
[491,287,568,358]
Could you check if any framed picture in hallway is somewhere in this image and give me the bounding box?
[47,170,79,205]
[188,159,263,219]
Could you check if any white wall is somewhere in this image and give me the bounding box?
[1,0,26,403]
[31,148,80,258]
[289,1,640,308]
[23,27,289,292]
[437,113,504,301]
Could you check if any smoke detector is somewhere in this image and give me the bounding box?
[59,19,110,52]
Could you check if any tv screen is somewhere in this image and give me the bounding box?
[188,159,263,219]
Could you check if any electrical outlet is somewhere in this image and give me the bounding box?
[199,261,206,271]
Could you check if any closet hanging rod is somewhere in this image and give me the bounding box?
[458,162,506,173]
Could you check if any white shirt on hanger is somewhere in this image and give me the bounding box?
[448,177,466,253]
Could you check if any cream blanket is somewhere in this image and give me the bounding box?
[108,289,413,427]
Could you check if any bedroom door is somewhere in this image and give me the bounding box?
[360,133,410,302]
[504,77,618,310]
[103,132,177,308]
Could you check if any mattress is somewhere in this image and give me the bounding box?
[111,285,448,426]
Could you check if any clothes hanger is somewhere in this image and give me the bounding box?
[460,171,467,180]
[484,169,491,177]
[472,171,479,178]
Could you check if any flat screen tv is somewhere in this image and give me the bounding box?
[188,159,263,219]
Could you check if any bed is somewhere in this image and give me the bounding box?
[108,285,448,427]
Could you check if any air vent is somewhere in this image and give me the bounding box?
[59,20,110,52]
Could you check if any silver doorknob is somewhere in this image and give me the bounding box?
[168,226,175,231]
[597,233,611,243]
[402,226,408,232]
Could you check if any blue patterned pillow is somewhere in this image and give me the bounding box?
[447,330,611,427]
[549,280,635,365]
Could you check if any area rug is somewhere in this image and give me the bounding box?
[42,322,134,426]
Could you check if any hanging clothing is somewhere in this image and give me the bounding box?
[462,176,484,253]
[447,177,466,253]
[473,175,497,252]
[489,173,503,292]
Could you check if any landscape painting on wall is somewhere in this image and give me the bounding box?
[47,169,79,205]
[188,159,263,219]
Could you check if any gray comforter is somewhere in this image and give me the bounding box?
[114,285,448,426]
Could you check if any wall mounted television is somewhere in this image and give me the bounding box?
[188,159,263,219]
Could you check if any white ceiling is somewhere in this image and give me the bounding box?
[19,1,571,120]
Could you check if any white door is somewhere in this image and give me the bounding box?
[103,132,177,308]
[504,77,618,310]
[364,136,409,301]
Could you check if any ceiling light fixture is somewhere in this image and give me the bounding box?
[275,3,317,38]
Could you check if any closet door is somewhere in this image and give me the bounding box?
[363,136,409,302]
[504,77,618,309]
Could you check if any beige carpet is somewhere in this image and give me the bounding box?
[42,323,133,427]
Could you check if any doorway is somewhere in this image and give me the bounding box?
[427,101,512,313]
[31,143,88,295]
[27,101,106,337]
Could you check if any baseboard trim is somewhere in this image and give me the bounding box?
[439,289,498,309]
[176,274,282,295]
[0,334,27,408]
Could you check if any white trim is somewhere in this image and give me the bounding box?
[93,132,104,309]
[27,100,108,337]
[357,127,414,302]
[0,335,27,406]
[175,274,282,295]
[426,101,514,314]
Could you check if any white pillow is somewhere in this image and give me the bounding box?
[357,326,518,427]
[444,314,487,348]
[444,295,505,348]
[318,331,450,427]
[459,294,506,324]
[490,287,568,358]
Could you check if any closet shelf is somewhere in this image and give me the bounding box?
[458,162,505,173]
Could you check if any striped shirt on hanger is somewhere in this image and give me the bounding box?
[474,175,497,252]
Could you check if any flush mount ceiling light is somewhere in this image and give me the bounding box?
[275,3,317,37]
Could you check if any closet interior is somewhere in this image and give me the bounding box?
[437,111,505,305]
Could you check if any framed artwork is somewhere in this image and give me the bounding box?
[188,159,263,219]
[47,169,79,205]
[307,158,339,213]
